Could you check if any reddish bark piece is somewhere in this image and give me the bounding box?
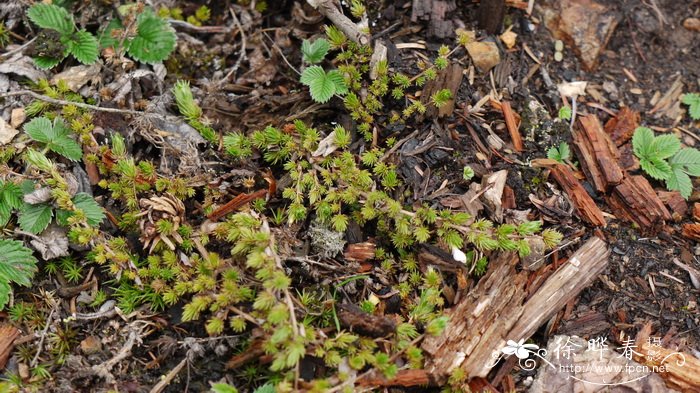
[606,176,672,235]
[207,189,267,222]
[501,185,516,210]
[344,242,376,263]
[604,106,640,146]
[618,142,639,172]
[547,163,606,227]
[501,101,523,152]
[657,191,688,221]
[572,114,624,192]
[693,203,700,221]
[337,304,396,338]
[421,237,609,383]
[682,223,700,242]
[357,369,436,387]
[0,325,20,370]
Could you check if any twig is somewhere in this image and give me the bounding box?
[92,325,142,382]
[31,307,56,367]
[0,37,38,59]
[169,19,232,34]
[263,32,300,76]
[307,0,370,45]
[149,356,188,393]
[378,129,419,162]
[0,90,144,116]
[218,7,248,85]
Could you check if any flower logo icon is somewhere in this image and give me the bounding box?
[502,339,539,359]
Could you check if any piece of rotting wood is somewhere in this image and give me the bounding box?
[501,101,523,152]
[419,63,463,120]
[478,0,506,34]
[422,237,609,384]
[0,325,20,369]
[572,114,624,192]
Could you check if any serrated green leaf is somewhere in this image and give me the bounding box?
[682,93,700,120]
[558,142,571,161]
[547,145,562,162]
[670,148,700,176]
[33,55,64,70]
[24,117,82,161]
[126,12,177,64]
[0,239,38,310]
[0,181,23,214]
[68,30,99,64]
[651,134,681,159]
[666,168,693,199]
[300,66,336,103]
[27,3,74,35]
[301,38,330,64]
[72,193,105,227]
[639,157,672,180]
[18,203,53,234]
[326,70,348,95]
[632,127,654,159]
[211,383,239,393]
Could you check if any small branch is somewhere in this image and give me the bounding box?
[149,356,188,393]
[0,90,145,116]
[218,7,248,85]
[0,37,38,59]
[307,0,370,45]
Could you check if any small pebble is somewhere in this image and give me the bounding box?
[80,336,103,355]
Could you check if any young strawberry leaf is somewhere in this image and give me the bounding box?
[682,93,700,120]
[651,134,681,159]
[0,239,39,310]
[301,38,330,64]
[0,181,23,227]
[126,11,177,64]
[23,117,83,161]
[26,3,74,36]
[666,168,693,199]
[639,156,672,180]
[18,203,53,235]
[67,30,99,65]
[300,66,337,103]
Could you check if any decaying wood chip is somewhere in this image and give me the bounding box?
[572,114,623,192]
[693,203,700,221]
[607,176,672,235]
[357,369,436,388]
[421,237,609,383]
[534,160,606,227]
[336,303,396,337]
[682,223,700,242]
[501,101,523,152]
[604,106,639,146]
[344,242,376,263]
[0,325,20,369]
[657,191,688,221]
[634,323,700,391]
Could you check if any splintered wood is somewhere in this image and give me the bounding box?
[421,237,609,383]
[560,112,673,234]
[0,325,20,369]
